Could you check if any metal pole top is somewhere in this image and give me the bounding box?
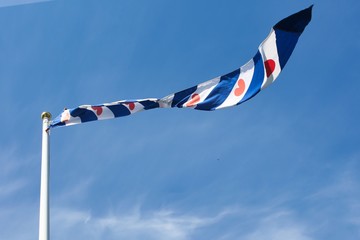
[41,112,52,120]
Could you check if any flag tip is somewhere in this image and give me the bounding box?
[273,5,313,33]
[41,112,52,120]
[308,4,314,12]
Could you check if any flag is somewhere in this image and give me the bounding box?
[50,5,313,129]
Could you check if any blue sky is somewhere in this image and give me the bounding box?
[0,0,359,239]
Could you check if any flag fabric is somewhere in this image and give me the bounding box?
[50,6,312,129]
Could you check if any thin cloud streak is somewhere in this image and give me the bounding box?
[243,211,313,240]
[0,179,26,198]
[51,206,238,240]
[49,205,318,240]
[0,0,52,8]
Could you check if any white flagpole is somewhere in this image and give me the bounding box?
[39,112,51,240]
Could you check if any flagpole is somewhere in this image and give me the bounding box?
[39,112,51,240]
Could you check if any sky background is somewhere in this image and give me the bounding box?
[0,0,359,239]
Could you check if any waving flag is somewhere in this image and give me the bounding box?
[50,6,312,129]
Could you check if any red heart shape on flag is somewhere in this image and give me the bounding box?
[186,93,200,107]
[264,59,276,78]
[234,79,246,97]
[92,106,103,116]
[126,102,135,111]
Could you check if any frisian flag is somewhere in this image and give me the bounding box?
[50,6,313,129]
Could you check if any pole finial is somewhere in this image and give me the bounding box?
[41,112,52,120]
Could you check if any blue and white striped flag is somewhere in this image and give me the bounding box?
[50,6,312,129]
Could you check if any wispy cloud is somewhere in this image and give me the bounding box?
[0,179,26,197]
[0,148,30,199]
[48,204,318,240]
[309,160,360,231]
[50,206,236,240]
[53,177,94,204]
[0,203,38,240]
[0,0,52,8]
[243,211,313,240]
[0,148,38,240]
